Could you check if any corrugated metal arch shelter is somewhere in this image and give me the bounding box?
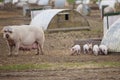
[103,12,120,35]
[37,0,49,6]
[99,0,117,9]
[28,0,38,4]
[30,9,66,30]
[49,0,69,8]
[101,17,120,52]
[75,0,90,5]
[30,9,90,31]
[54,0,66,8]
[76,4,91,16]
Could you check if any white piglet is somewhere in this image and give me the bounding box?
[99,45,108,55]
[83,43,92,54]
[93,45,99,56]
[70,44,81,55]
[1,25,45,56]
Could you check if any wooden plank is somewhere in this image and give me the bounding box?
[47,27,90,32]
[58,12,70,15]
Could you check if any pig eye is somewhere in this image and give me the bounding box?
[8,31,12,33]
[8,28,13,33]
[4,30,7,33]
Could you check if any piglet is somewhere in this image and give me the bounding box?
[70,44,81,55]
[99,45,108,55]
[83,43,92,54]
[93,45,99,56]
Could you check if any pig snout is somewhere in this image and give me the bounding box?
[5,34,9,39]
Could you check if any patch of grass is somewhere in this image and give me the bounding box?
[0,63,53,71]
[67,0,74,4]
[62,61,120,69]
[0,0,3,2]
[0,62,120,71]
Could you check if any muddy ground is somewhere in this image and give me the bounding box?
[0,8,120,80]
[0,68,120,80]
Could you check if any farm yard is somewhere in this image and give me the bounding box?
[0,0,120,80]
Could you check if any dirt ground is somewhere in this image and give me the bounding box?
[0,8,120,80]
[0,68,120,80]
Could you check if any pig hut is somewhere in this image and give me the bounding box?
[103,12,120,35]
[30,9,90,32]
[101,12,120,52]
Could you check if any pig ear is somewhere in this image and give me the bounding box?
[1,26,8,33]
[71,48,74,51]
[91,43,93,45]
[89,43,92,45]
[87,43,89,45]
[0,28,4,34]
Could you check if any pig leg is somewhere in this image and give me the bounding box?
[84,49,89,54]
[35,42,39,55]
[8,46,14,56]
[39,44,44,55]
[35,42,43,55]
[78,50,80,55]
[14,42,20,56]
[76,50,80,55]
[71,52,75,56]
[7,45,13,56]
[84,49,86,54]
[6,41,13,56]
[71,51,76,56]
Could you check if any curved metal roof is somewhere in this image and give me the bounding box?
[99,0,116,9]
[37,0,49,5]
[54,0,66,8]
[101,18,120,52]
[30,9,68,30]
[75,0,90,4]
[28,0,37,4]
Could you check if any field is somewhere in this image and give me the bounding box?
[0,6,120,80]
